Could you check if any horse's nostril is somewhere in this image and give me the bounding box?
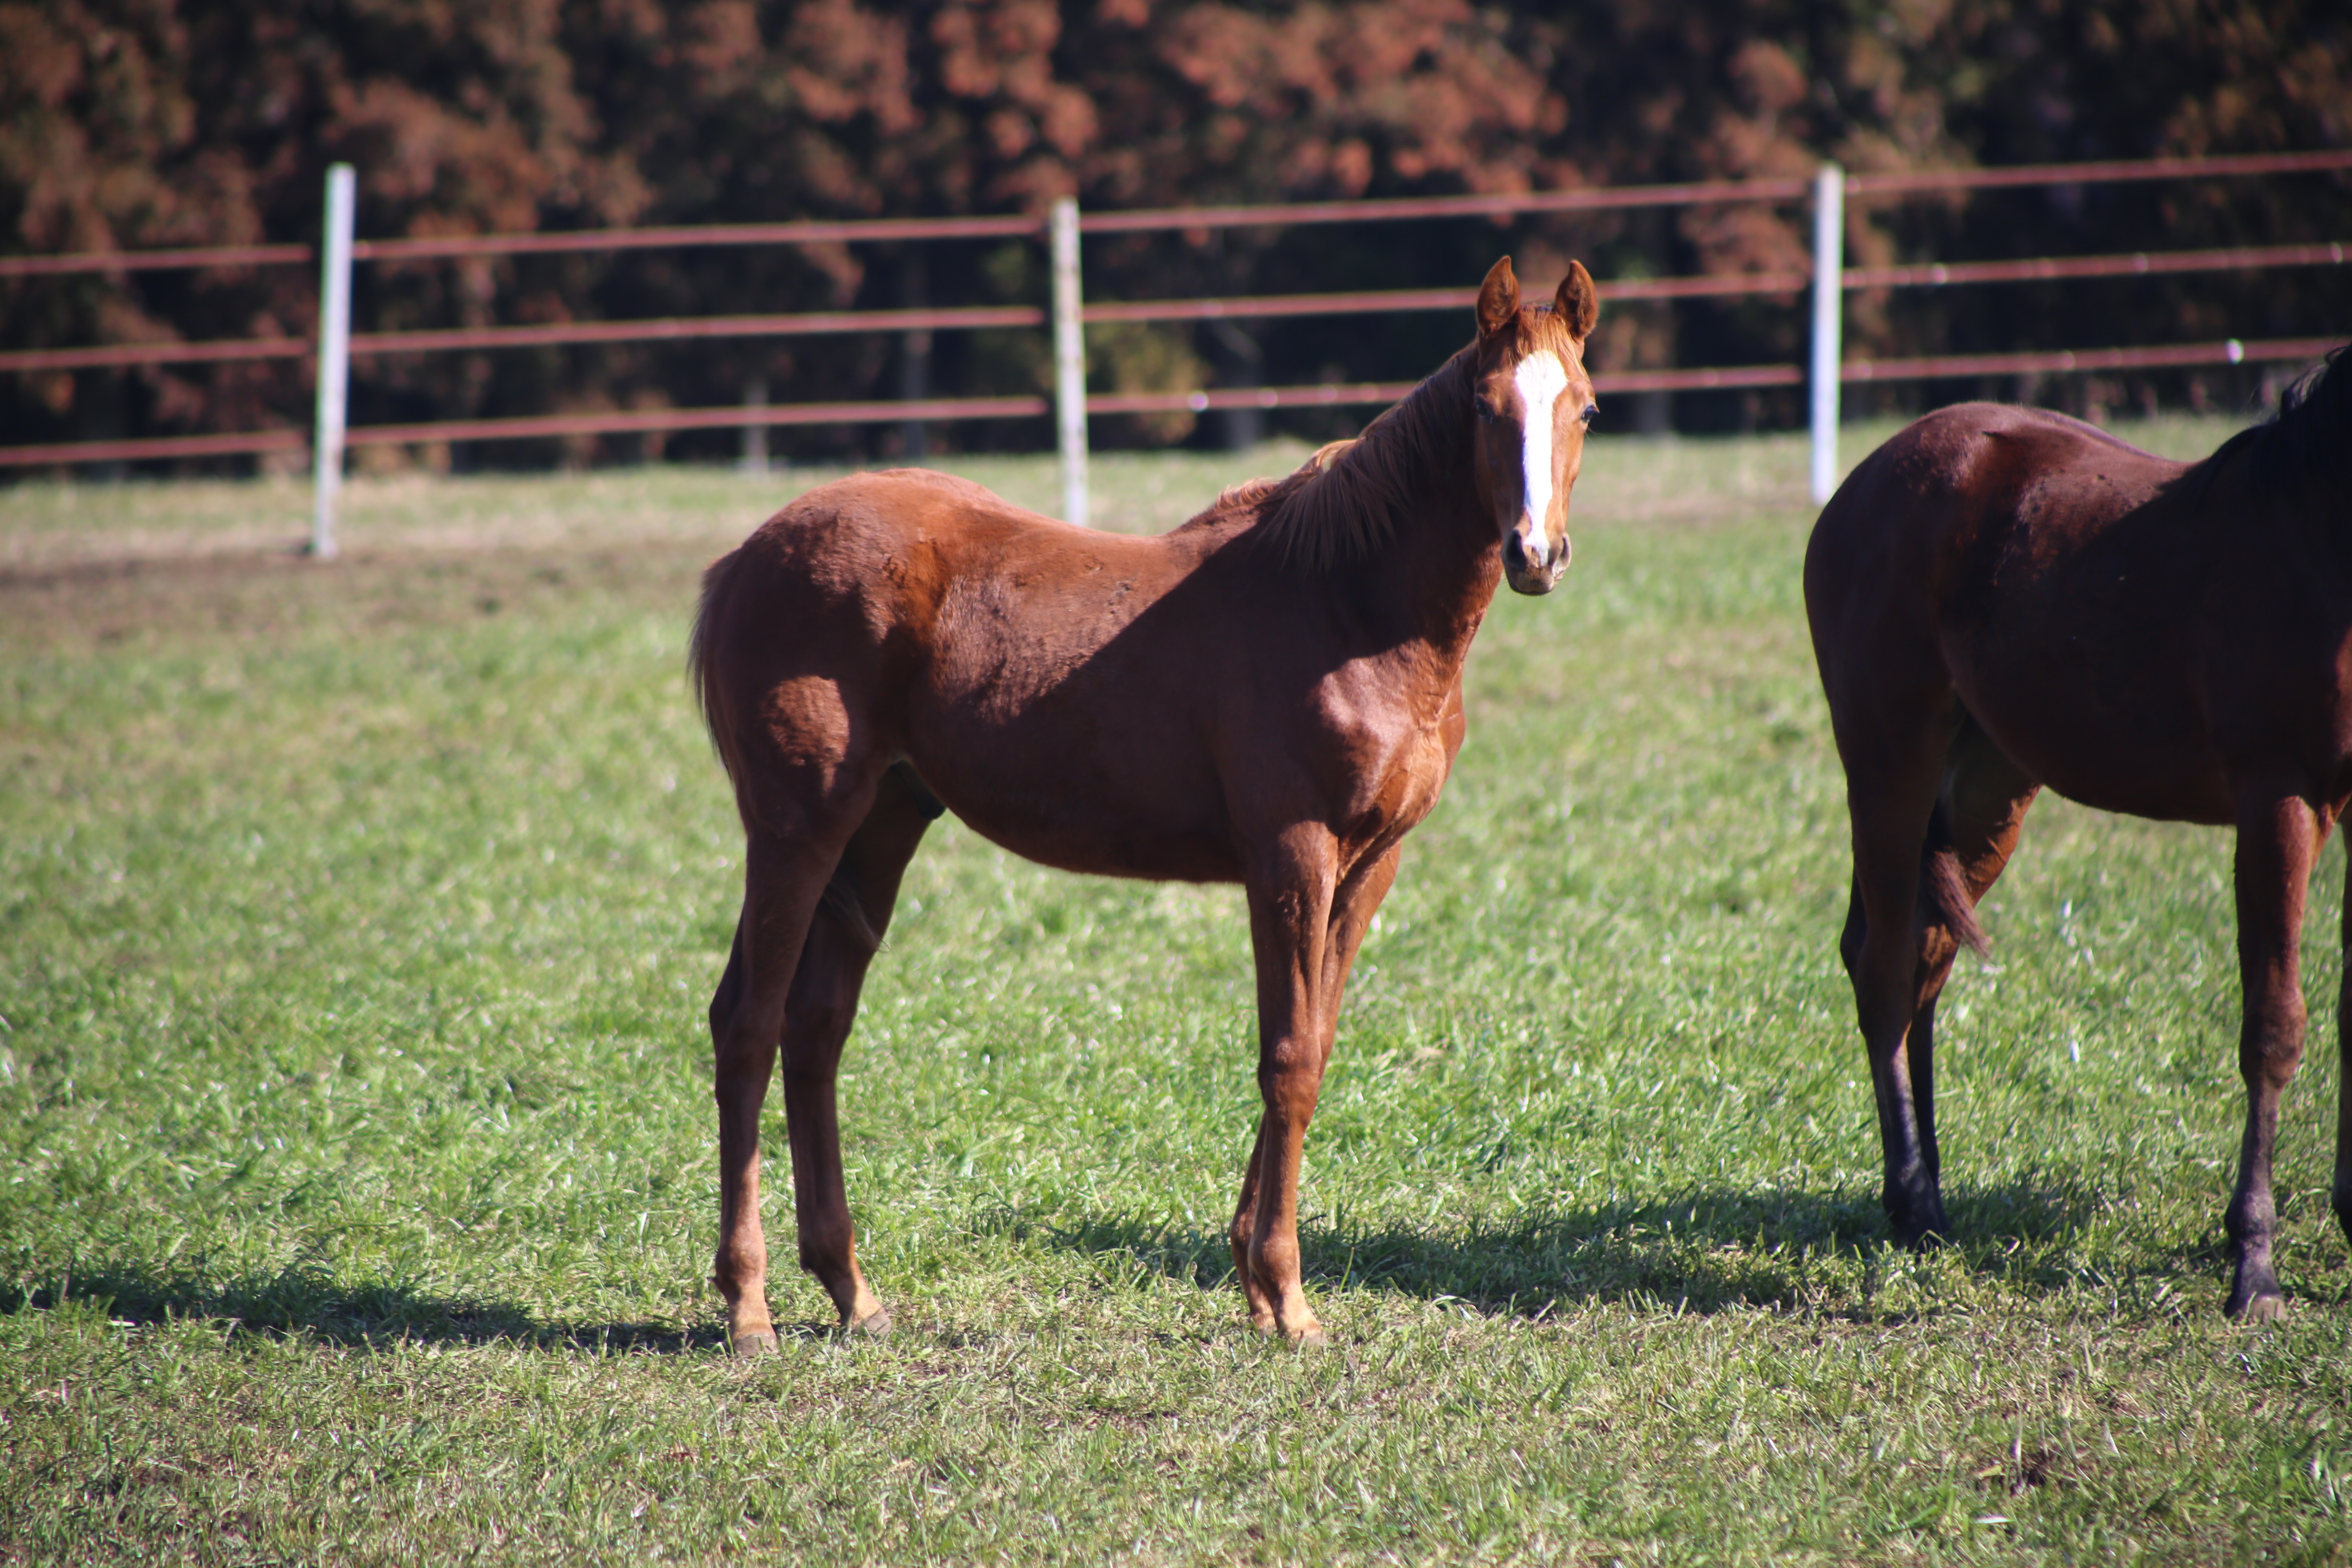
[1502,533,1527,572]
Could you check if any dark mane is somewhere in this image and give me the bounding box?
[1239,347,1477,572]
[2191,344,2352,505]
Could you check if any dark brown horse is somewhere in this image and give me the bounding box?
[690,258,1599,1350]
[1806,350,2352,1318]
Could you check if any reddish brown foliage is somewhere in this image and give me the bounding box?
[2,0,2346,462]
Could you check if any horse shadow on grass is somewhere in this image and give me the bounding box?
[1009,1177,2118,1321]
[4,1179,2126,1349]
[0,1261,738,1354]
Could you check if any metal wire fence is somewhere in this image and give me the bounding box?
[3,147,2347,545]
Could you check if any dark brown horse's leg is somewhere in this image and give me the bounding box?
[2338,841,2352,1251]
[1842,739,1954,1247]
[775,766,935,1337]
[1844,865,1962,1203]
[1909,731,2042,1192]
[2223,792,2323,1321]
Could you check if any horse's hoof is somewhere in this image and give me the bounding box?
[1889,1216,1951,1253]
[2227,1291,2287,1324]
[1258,1316,1326,1348]
[731,1329,780,1357]
[843,1305,893,1339]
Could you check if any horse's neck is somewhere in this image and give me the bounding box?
[1345,445,1503,667]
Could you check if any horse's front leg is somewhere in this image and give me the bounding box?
[1233,828,1348,1345]
[2224,791,2324,1321]
[2338,837,2352,1252]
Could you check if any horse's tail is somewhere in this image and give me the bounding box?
[1922,805,1989,956]
[687,546,745,788]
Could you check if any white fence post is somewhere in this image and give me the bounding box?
[1809,161,1844,506]
[311,163,355,559]
[739,374,769,474]
[1050,196,1088,528]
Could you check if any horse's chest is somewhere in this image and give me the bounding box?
[1328,710,1456,848]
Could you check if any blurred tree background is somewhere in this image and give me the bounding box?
[2,0,2347,467]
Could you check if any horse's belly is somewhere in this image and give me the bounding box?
[938,793,1244,883]
[904,716,1244,882]
[1963,687,2236,824]
[2034,758,2236,824]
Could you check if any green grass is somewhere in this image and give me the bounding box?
[4,420,2349,1565]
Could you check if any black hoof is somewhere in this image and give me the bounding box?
[2225,1288,2287,1323]
[1885,1195,1953,1252]
[2225,1258,2287,1322]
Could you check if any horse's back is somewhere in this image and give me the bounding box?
[706,468,1211,646]
[1806,403,2189,644]
[739,468,1076,583]
[693,466,1265,874]
[695,470,1123,772]
[1806,403,2256,821]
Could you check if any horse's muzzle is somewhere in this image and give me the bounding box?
[1502,530,1568,595]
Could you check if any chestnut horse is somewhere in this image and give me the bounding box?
[690,258,1599,1350]
[1806,348,2352,1318]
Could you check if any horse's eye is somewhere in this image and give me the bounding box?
[1581,402,1598,426]
[1474,398,1497,422]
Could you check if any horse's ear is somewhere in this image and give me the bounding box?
[1553,261,1598,343]
[1476,256,1519,339]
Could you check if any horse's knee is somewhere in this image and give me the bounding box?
[708,935,747,1042]
[2238,1013,2307,1090]
[1838,888,1866,977]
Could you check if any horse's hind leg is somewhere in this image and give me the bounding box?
[775,764,936,1336]
[710,829,841,1354]
[2223,791,2323,1321]
[1839,713,2038,1247]
[1902,723,2040,1194]
[1838,699,1972,1247]
[709,762,902,1354]
[2337,838,2352,1253]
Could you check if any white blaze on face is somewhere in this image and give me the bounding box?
[1511,350,1571,566]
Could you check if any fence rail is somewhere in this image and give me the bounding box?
[5,147,2349,535]
[11,149,2346,280]
[1840,335,2340,383]
[345,396,1052,449]
[13,236,2345,376]
[0,243,312,279]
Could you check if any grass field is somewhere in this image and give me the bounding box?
[4,419,2349,1565]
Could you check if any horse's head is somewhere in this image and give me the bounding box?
[1470,256,1600,596]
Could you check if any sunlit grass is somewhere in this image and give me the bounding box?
[4,416,2348,1564]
